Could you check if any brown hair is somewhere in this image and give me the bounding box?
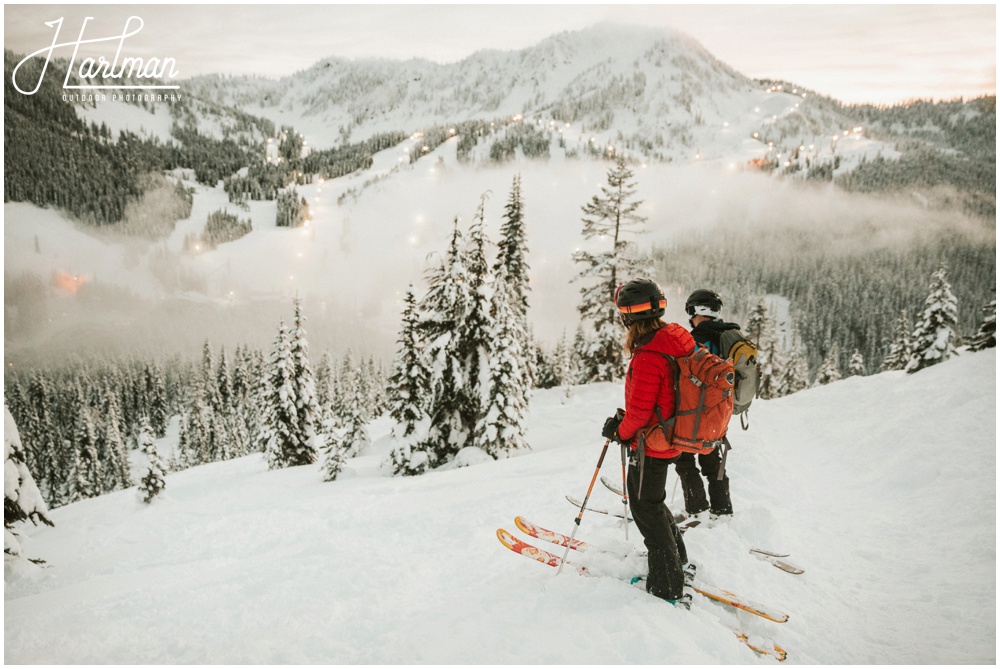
[625,318,666,357]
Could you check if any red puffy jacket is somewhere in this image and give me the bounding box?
[618,323,696,459]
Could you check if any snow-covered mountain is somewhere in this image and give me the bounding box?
[135,23,856,160]
[5,348,995,663]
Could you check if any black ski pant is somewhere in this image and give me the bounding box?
[627,452,687,601]
[674,448,733,516]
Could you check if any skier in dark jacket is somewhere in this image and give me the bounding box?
[601,278,694,608]
[674,289,737,518]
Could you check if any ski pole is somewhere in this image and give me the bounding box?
[556,437,611,575]
[619,442,629,542]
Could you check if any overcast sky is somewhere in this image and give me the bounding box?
[5,3,995,105]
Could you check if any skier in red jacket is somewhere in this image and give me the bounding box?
[601,278,695,608]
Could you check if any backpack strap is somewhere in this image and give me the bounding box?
[717,435,732,481]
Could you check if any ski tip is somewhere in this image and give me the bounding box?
[514,516,532,534]
[733,630,787,661]
[497,527,517,549]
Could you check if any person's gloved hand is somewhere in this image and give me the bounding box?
[601,409,627,444]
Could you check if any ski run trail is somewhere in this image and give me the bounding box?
[5,349,995,664]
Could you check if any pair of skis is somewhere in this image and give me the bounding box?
[593,477,804,575]
[497,517,789,661]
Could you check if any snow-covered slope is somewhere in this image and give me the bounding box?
[5,349,995,664]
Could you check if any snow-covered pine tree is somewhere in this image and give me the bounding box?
[314,351,334,415]
[26,373,63,508]
[386,287,432,476]
[137,416,166,504]
[494,175,535,407]
[815,342,842,385]
[334,370,371,460]
[462,202,493,435]
[5,406,54,561]
[571,325,590,384]
[261,320,313,469]
[69,393,102,501]
[475,261,530,458]
[554,331,577,388]
[776,346,811,396]
[320,426,347,481]
[387,286,429,439]
[906,264,960,374]
[848,349,866,376]
[746,300,770,344]
[323,370,371,481]
[199,340,221,412]
[573,157,647,382]
[413,218,477,468]
[495,174,530,316]
[533,344,558,389]
[100,392,131,491]
[968,294,996,351]
[144,363,169,438]
[216,347,233,412]
[757,336,781,400]
[288,299,321,463]
[881,310,913,371]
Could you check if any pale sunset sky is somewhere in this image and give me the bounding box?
[4,3,996,105]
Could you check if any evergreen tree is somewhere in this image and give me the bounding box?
[320,422,347,482]
[100,392,131,491]
[533,344,559,389]
[493,176,535,410]
[906,264,960,374]
[495,174,531,316]
[848,349,866,376]
[70,397,102,500]
[815,342,842,386]
[554,331,577,388]
[968,294,996,351]
[462,204,493,433]
[144,363,169,438]
[475,262,530,458]
[573,157,648,382]
[4,406,54,560]
[757,337,781,400]
[746,300,770,344]
[881,310,913,371]
[200,340,217,408]
[216,347,233,411]
[336,371,371,460]
[315,352,334,414]
[776,346,811,396]
[287,299,321,464]
[261,321,308,469]
[26,374,64,508]
[137,417,166,504]
[413,219,478,468]
[387,286,429,440]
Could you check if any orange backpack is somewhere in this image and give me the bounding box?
[638,346,735,456]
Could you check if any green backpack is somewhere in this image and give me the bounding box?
[718,328,760,428]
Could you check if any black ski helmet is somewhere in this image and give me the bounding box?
[615,279,666,325]
[685,289,723,318]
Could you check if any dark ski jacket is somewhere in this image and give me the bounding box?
[619,323,695,459]
[690,319,743,357]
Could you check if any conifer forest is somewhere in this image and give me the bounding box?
[3,31,996,505]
